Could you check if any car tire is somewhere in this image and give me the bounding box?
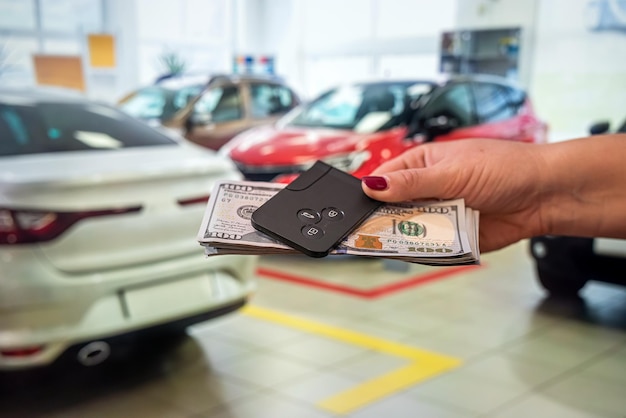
[535,265,589,297]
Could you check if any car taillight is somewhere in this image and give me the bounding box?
[0,206,142,245]
[0,346,44,357]
[177,195,210,206]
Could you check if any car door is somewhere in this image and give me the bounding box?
[413,82,479,142]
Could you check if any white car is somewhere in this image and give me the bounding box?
[0,88,257,370]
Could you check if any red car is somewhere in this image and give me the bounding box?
[221,74,548,182]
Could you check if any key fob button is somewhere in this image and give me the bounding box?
[301,225,324,239]
[297,209,321,223]
[322,207,344,221]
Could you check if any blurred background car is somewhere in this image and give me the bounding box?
[117,73,301,151]
[529,116,626,297]
[589,116,626,135]
[221,73,548,182]
[0,87,257,371]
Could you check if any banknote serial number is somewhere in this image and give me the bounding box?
[378,206,451,215]
[222,192,270,202]
[386,239,451,246]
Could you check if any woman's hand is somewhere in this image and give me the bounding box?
[362,134,626,253]
[361,138,549,253]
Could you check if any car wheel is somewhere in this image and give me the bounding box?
[535,265,589,297]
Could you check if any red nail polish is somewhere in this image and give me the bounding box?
[362,176,388,191]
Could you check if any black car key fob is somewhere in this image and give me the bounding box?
[251,161,383,258]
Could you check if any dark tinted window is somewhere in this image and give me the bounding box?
[0,101,176,157]
[249,83,296,118]
[421,84,475,127]
[473,83,517,123]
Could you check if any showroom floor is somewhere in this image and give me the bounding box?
[3,240,626,418]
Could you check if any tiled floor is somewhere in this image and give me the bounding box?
[2,240,626,417]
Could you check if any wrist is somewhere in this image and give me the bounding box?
[539,135,626,238]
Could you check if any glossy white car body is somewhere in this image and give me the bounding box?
[0,88,257,370]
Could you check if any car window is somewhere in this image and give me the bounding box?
[291,85,362,128]
[284,82,418,132]
[119,85,203,122]
[172,85,204,110]
[472,82,517,123]
[420,84,475,127]
[193,86,243,122]
[0,102,176,157]
[249,83,295,118]
[119,87,168,119]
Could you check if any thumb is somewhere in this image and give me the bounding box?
[361,168,449,202]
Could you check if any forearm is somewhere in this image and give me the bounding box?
[538,133,626,238]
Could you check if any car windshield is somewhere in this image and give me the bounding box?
[282,82,434,133]
[0,100,177,157]
[119,84,204,121]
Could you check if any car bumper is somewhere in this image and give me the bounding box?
[0,248,257,370]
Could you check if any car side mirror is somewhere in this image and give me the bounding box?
[424,115,458,136]
[185,112,212,133]
[190,112,212,126]
[589,121,610,135]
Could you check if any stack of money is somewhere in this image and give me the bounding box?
[197,180,480,265]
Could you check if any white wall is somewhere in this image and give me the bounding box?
[454,0,626,140]
[0,0,234,103]
[134,0,232,85]
[532,0,626,139]
[2,0,624,137]
[251,0,457,99]
[251,0,626,139]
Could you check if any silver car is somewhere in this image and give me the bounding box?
[0,88,257,370]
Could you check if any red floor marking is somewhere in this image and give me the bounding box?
[256,264,481,299]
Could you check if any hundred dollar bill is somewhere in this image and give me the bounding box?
[337,200,472,257]
[197,180,479,265]
[197,180,288,250]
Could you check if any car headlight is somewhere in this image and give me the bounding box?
[320,151,371,173]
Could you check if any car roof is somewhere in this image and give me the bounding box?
[343,78,438,87]
[0,87,91,105]
[329,73,519,90]
[155,72,288,88]
[443,73,523,89]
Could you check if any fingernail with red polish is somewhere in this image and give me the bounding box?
[362,176,388,191]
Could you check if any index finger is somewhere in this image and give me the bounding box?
[369,146,428,176]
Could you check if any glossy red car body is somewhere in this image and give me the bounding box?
[222,74,548,182]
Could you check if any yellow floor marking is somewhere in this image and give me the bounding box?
[243,305,462,415]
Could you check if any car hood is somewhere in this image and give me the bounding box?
[224,124,372,166]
